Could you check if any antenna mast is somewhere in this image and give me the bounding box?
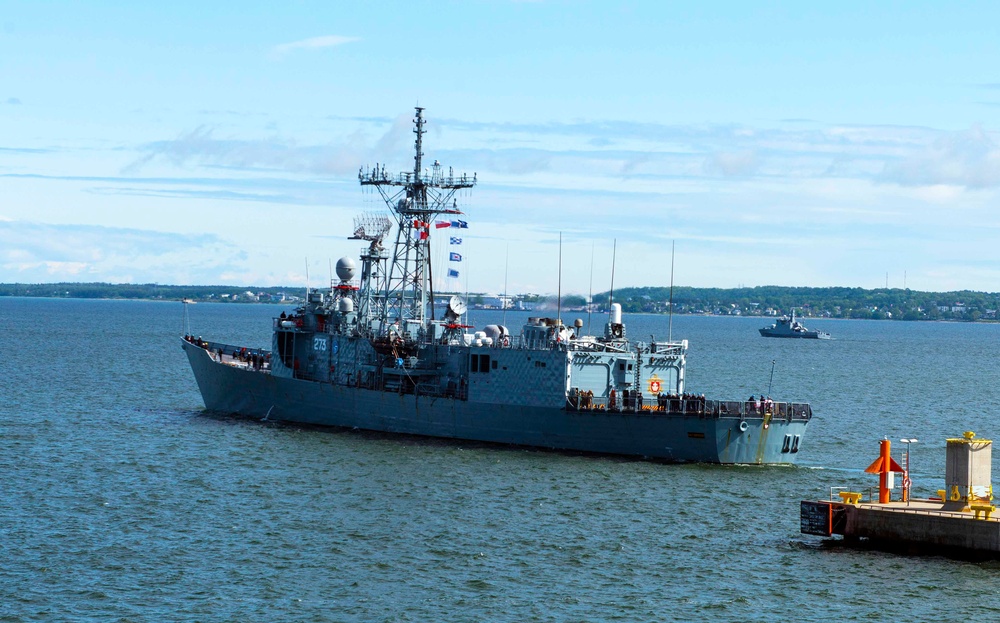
[557,232,563,328]
[587,241,594,336]
[668,240,675,342]
[502,244,509,328]
[358,107,476,337]
[608,239,617,315]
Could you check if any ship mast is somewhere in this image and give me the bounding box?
[358,107,476,338]
[349,212,392,336]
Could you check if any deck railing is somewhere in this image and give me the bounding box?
[186,337,271,372]
[566,395,812,420]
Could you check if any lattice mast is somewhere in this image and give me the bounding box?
[358,107,476,337]
[349,212,392,336]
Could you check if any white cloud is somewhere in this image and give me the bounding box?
[127,120,409,177]
[272,35,360,56]
[42,261,88,275]
[702,150,760,176]
[0,220,247,284]
[879,125,1000,189]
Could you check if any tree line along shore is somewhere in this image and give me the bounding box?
[2,282,998,322]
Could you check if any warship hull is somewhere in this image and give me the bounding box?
[183,339,808,464]
[758,328,829,339]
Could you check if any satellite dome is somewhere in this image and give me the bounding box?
[336,257,356,282]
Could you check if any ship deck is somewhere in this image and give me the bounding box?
[184,336,271,373]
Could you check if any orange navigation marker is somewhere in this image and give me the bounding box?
[864,438,905,503]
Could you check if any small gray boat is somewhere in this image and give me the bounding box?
[759,310,831,339]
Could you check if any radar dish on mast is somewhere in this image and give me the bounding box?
[446,295,467,319]
[350,212,392,242]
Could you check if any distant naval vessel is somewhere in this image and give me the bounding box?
[182,108,813,464]
[759,310,831,339]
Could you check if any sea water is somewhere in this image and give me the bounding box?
[3,297,1000,622]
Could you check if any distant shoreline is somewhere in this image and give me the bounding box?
[3,281,998,323]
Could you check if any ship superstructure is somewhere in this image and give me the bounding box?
[182,108,813,464]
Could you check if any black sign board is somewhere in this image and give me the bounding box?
[800,501,832,536]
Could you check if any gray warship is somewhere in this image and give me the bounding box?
[759,310,831,339]
[182,108,813,464]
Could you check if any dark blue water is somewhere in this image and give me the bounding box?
[4,298,1000,622]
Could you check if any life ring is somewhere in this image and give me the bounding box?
[649,380,661,394]
[501,336,510,347]
[738,420,749,432]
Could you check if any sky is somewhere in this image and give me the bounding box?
[3,1,1000,297]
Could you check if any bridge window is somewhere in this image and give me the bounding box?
[471,354,491,373]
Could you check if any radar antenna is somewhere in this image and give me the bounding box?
[351,212,392,244]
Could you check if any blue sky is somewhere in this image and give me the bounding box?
[3,1,1000,296]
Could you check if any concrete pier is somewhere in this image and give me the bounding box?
[801,432,999,557]
[802,499,1000,555]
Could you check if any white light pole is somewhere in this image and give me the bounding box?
[900,438,918,505]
